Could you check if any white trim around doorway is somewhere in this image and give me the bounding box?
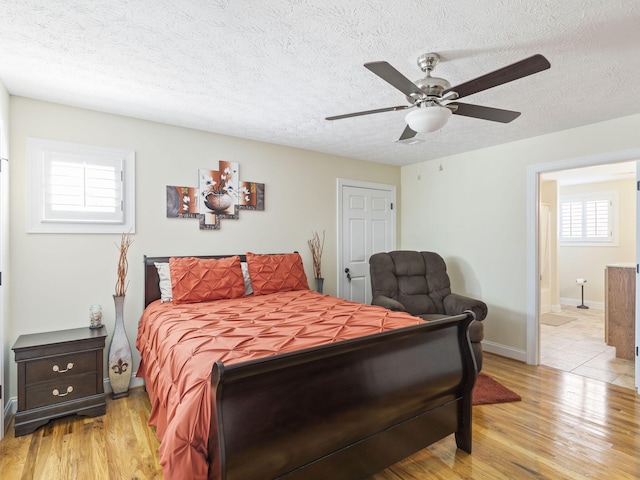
[526,147,640,366]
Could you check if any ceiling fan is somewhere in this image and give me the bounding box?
[326,53,550,140]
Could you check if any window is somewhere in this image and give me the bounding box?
[28,138,135,234]
[559,192,616,245]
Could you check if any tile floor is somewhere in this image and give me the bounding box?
[540,305,636,389]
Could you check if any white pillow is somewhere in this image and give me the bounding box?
[155,260,253,302]
[155,262,173,302]
[241,261,253,295]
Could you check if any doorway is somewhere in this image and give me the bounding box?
[526,148,640,394]
[539,163,635,388]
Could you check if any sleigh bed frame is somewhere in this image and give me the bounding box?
[142,254,477,480]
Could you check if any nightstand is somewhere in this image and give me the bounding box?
[12,326,108,436]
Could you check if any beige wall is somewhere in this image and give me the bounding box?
[0,83,7,157]
[540,179,559,312]
[0,81,9,427]
[401,113,640,357]
[558,178,636,305]
[6,96,401,400]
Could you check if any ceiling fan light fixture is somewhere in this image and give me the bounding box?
[405,105,452,133]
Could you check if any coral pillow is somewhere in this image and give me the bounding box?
[246,252,309,295]
[169,256,245,304]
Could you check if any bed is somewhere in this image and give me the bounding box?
[136,253,477,480]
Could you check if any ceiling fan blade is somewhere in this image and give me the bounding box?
[364,61,424,97]
[326,105,409,121]
[443,54,550,99]
[450,102,521,123]
[398,125,417,141]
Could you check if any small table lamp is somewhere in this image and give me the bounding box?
[576,278,588,309]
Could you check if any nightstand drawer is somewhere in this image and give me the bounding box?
[25,372,98,410]
[25,351,96,384]
[13,326,108,436]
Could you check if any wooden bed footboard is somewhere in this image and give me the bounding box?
[209,311,476,480]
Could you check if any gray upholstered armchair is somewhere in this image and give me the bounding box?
[369,251,487,371]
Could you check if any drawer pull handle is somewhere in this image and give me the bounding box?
[52,386,74,397]
[52,362,74,373]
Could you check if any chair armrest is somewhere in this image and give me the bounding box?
[443,293,488,321]
[371,295,407,312]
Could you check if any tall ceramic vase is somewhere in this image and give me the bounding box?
[108,295,132,399]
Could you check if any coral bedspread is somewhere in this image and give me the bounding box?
[136,289,423,480]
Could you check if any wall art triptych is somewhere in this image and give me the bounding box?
[166,160,265,230]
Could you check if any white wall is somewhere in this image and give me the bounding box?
[6,96,401,400]
[0,80,9,433]
[0,86,7,156]
[401,113,640,358]
[558,178,636,305]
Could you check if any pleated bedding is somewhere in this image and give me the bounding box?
[136,289,422,480]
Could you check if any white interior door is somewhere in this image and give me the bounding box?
[338,179,396,303]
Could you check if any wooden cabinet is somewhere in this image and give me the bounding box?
[12,327,107,436]
[604,265,635,360]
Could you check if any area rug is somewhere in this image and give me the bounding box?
[540,312,576,326]
[473,373,521,405]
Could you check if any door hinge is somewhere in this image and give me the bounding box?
[390,203,394,210]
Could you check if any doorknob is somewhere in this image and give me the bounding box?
[345,268,351,282]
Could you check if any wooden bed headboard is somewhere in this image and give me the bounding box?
[143,254,248,308]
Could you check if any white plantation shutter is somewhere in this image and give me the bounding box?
[28,138,135,233]
[559,193,614,244]
[44,152,123,223]
[585,199,610,239]
[561,201,582,238]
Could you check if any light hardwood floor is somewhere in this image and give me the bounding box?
[1,353,639,479]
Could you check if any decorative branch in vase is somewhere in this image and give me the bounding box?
[115,231,132,296]
[308,230,325,294]
[109,232,133,399]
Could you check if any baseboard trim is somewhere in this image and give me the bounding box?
[4,396,16,435]
[482,341,527,363]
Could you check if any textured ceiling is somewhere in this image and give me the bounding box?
[1,1,639,166]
